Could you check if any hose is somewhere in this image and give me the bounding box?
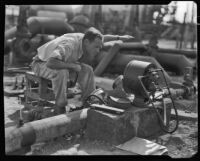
[159,70,179,133]
[83,94,106,108]
[145,70,179,134]
[149,99,179,134]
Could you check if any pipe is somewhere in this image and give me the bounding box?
[95,42,148,76]
[30,5,73,14]
[100,42,196,76]
[102,41,147,52]
[4,26,17,41]
[27,17,74,36]
[4,17,74,41]
[94,43,120,76]
[5,108,89,154]
[154,52,196,75]
[119,42,147,51]
[96,52,172,84]
[158,48,197,59]
[29,5,74,20]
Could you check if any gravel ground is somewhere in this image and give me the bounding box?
[4,73,198,157]
[4,39,198,157]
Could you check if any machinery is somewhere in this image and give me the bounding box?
[4,5,91,66]
[5,60,196,153]
[85,60,196,134]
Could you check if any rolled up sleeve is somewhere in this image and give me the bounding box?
[51,43,72,62]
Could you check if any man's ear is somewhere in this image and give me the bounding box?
[83,39,90,46]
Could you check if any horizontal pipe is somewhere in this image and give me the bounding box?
[99,44,196,76]
[4,17,74,41]
[154,52,196,75]
[119,42,147,50]
[5,108,89,154]
[102,42,147,51]
[158,48,197,59]
[27,17,74,35]
[30,5,73,14]
[96,52,172,84]
[95,42,148,76]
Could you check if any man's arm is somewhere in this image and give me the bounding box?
[103,34,134,42]
[46,57,81,72]
[46,42,81,72]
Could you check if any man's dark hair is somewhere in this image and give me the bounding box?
[83,27,103,42]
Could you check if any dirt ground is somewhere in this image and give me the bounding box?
[4,71,198,157]
[4,39,198,157]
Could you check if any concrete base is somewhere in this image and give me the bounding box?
[85,100,172,145]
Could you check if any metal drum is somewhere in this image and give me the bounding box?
[123,60,156,99]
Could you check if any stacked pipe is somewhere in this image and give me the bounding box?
[94,41,196,77]
[94,42,172,84]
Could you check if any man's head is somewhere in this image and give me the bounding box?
[82,27,103,59]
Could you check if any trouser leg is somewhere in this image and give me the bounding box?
[32,61,68,114]
[77,63,96,101]
[51,69,69,114]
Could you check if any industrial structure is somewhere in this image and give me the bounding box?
[4,4,197,156]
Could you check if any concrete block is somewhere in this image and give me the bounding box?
[85,101,172,145]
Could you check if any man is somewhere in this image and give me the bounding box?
[31,27,134,114]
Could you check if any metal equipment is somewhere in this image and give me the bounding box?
[86,60,196,134]
[122,60,180,133]
[21,71,80,122]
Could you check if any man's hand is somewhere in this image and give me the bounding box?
[70,63,81,72]
[119,35,134,42]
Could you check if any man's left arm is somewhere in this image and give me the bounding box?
[103,34,134,43]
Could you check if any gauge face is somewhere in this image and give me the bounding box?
[123,60,156,99]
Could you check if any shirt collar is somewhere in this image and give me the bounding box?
[78,36,84,59]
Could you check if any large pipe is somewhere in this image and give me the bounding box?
[30,5,73,14]
[4,17,74,41]
[30,5,74,20]
[158,48,197,59]
[95,52,172,84]
[94,43,120,76]
[154,52,196,75]
[27,17,74,36]
[102,42,147,51]
[5,108,88,154]
[100,42,196,76]
[95,42,148,76]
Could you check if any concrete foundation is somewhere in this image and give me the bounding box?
[85,100,172,145]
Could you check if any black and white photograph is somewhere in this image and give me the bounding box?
[4,3,198,157]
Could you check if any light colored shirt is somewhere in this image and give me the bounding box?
[37,33,84,63]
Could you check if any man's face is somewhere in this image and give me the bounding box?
[84,37,103,60]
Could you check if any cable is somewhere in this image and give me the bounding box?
[149,98,178,134]
[83,94,106,107]
[147,69,179,134]
[139,69,179,133]
[159,70,179,133]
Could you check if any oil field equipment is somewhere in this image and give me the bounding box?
[85,60,196,134]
